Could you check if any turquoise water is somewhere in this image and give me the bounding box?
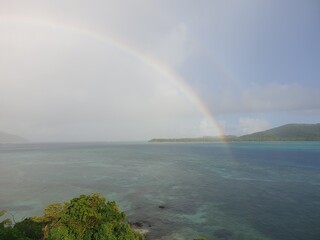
[0,142,320,240]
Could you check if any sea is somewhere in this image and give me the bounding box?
[0,142,319,240]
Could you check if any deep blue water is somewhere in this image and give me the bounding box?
[0,142,319,240]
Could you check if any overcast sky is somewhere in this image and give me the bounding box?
[0,0,319,142]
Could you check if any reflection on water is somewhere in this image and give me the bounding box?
[0,142,319,240]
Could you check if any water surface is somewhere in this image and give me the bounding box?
[0,142,319,240]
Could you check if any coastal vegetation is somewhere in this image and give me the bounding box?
[1,194,208,240]
[240,123,320,141]
[1,123,319,144]
[149,123,320,142]
[0,194,144,240]
[149,136,238,142]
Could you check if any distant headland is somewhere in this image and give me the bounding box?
[0,131,28,143]
[149,123,320,142]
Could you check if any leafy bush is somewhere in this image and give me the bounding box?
[1,194,144,240]
[0,211,29,240]
[33,193,144,240]
[14,218,44,239]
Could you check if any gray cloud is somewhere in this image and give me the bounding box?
[206,83,320,115]
[0,1,319,140]
[0,16,206,141]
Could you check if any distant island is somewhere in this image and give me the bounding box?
[149,123,320,142]
[149,135,239,143]
[0,131,28,143]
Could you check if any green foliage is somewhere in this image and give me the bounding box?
[0,211,29,240]
[33,202,64,224]
[0,210,12,227]
[0,225,30,240]
[14,218,44,240]
[0,194,144,240]
[0,210,5,217]
[34,193,144,240]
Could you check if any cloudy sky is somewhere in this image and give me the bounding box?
[0,0,319,142]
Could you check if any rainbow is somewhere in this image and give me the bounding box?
[0,16,226,139]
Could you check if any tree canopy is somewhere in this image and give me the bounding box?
[0,193,144,240]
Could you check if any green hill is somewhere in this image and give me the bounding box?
[0,131,28,143]
[239,123,320,141]
[149,135,239,142]
[149,123,320,142]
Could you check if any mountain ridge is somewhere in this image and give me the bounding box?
[149,123,320,142]
[240,123,320,141]
[0,131,28,143]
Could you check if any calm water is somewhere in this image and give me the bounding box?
[0,142,319,240]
